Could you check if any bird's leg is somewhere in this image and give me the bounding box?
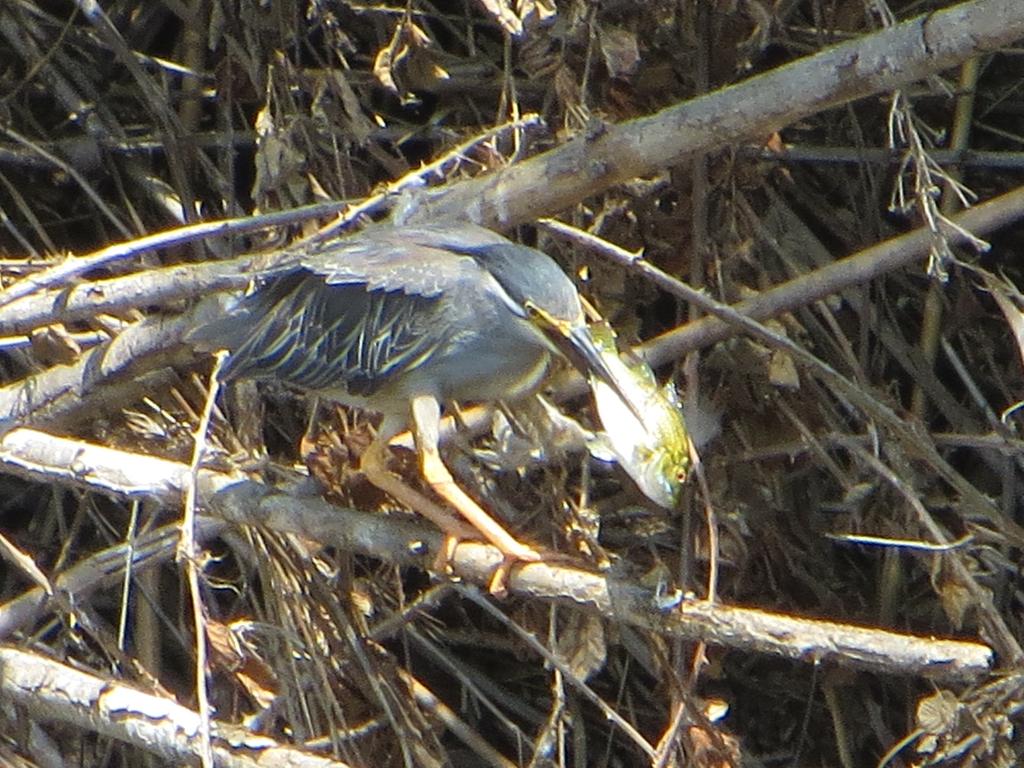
[359,436,478,569]
[411,395,542,590]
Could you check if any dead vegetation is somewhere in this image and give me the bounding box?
[1,0,1024,766]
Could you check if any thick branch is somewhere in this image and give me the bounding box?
[0,427,993,682]
[0,647,348,768]
[404,0,1024,226]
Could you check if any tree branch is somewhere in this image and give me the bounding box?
[0,646,349,768]
[0,427,993,682]
[404,0,1024,227]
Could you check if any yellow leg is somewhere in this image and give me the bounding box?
[359,437,477,569]
[411,395,541,564]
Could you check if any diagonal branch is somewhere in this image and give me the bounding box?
[0,427,994,682]
[0,646,349,768]
[404,0,1024,227]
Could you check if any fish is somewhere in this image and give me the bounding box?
[586,321,691,509]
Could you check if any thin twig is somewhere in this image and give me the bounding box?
[178,352,227,768]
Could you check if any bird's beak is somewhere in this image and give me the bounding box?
[526,302,646,421]
[565,325,647,421]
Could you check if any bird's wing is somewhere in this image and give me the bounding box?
[190,224,516,396]
[204,270,454,398]
[297,224,507,297]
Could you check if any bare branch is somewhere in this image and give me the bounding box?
[404,0,1024,227]
[0,427,993,682]
[0,646,349,768]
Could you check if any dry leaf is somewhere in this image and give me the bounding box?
[518,0,557,26]
[207,620,279,711]
[768,349,800,389]
[30,324,82,366]
[933,561,981,630]
[557,611,607,682]
[477,0,523,35]
[372,23,405,94]
[373,20,447,97]
[0,531,53,594]
[982,272,1024,374]
[599,26,640,79]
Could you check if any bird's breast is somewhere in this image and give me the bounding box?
[406,323,552,404]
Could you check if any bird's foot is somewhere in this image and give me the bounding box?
[488,558,513,597]
[430,531,540,596]
[487,538,541,596]
[432,533,460,574]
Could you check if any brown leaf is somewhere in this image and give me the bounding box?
[373,20,446,96]
[981,272,1024,374]
[599,26,640,79]
[30,324,82,366]
[518,0,557,26]
[557,611,607,682]
[477,0,523,36]
[207,619,279,710]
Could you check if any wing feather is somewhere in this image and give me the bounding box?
[296,224,506,296]
[199,270,448,397]
[189,223,523,398]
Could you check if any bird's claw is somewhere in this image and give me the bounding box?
[430,533,540,597]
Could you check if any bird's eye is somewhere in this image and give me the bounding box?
[521,299,550,323]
